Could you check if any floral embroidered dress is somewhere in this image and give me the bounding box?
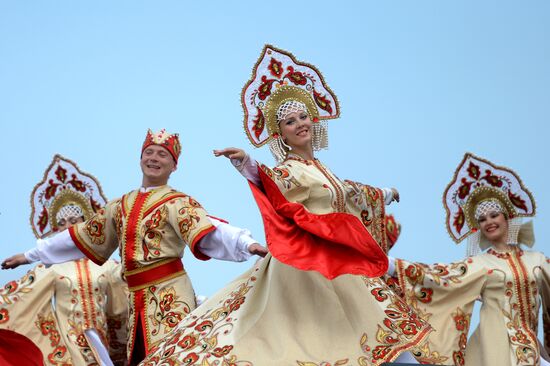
[138,157,432,366]
[392,247,550,366]
[388,153,550,366]
[68,185,217,360]
[0,259,127,365]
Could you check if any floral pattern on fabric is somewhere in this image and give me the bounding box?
[141,275,257,365]
[394,249,550,366]
[360,277,430,364]
[491,249,540,366]
[0,268,36,304]
[1,261,127,366]
[141,206,168,261]
[148,286,192,337]
[36,312,72,365]
[71,187,213,360]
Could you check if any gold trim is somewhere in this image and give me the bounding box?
[443,152,537,244]
[463,187,517,230]
[29,154,108,239]
[312,159,346,213]
[263,85,319,137]
[72,228,108,264]
[241,44,341,148]
[48,189,94,231]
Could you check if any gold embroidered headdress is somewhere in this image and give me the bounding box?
[30,154,108,238]
[241,45,340,162]
[142,129,181,164]
[443,153,536,255]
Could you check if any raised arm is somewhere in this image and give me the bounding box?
[213,148,261,187]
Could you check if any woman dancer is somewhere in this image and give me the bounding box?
[387,153,550,366]
[138,45,431,366]
[0,154,128,365]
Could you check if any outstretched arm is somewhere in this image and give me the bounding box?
[1,230,83,269]
[1,253,29,269]
[380,187,400,205]
[214,148,261,187]
[197,216,267,262]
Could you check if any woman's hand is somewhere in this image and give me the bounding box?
[248,243,268,257]
[391,188,400,203]
[1,253,30,270]
[213,147,246,162]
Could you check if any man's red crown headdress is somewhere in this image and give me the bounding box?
[142,129,181,163]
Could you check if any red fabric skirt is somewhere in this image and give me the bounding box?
[0,329,44,366]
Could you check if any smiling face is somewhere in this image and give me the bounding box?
[279,110,313,151]
[478,210,509,245]
[140,145,177,187]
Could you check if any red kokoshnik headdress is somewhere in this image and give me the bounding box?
[142,129,181,164]
[30,154,108,238]
[241,45,340,161]
[443,153,536,254]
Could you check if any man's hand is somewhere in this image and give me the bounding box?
[248,243,268,257]
[1,253,30,270]
[213,147,246,162]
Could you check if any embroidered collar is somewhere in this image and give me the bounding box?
[139,185,167,193]
[487,246,523,259]
[285,153,316,165]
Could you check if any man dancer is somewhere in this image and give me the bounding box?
[2,129,267,365]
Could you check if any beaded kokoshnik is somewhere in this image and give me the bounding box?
[30,154,107,238]
[443,153,536,255]
[241,45,340,163]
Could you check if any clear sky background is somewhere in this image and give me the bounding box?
[1,0,548,337]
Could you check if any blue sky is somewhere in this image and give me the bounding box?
[1,0,549,334]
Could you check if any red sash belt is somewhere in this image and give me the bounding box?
[124,258,185,292]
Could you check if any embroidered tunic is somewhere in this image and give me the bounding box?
[139,158,432,366]
[0,259,127,365]
[25,184,257,363]
[67,185,219,360]
[392,247,550,366]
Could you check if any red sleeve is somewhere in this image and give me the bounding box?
[189,226,216,261]
[69,225,107,265]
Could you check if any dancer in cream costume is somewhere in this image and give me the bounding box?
[0,155,128,365]
[2,132,267,365]
[388,153,550,366]
[138,45,431,366]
